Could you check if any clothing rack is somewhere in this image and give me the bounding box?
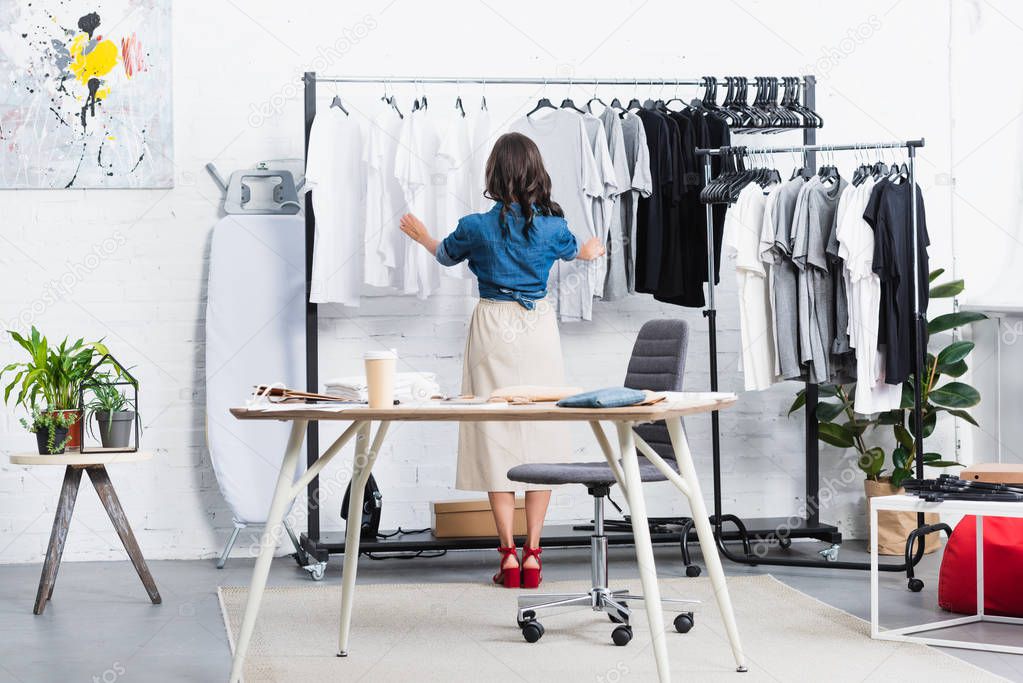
[689,138,932,574]
[311,76,811,86]
[295,71,835,570]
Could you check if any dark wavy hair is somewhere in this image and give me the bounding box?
[484,132,564,238]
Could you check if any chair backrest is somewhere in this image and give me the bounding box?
[624,319,689,461]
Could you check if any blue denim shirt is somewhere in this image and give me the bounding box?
[435,203,579,309]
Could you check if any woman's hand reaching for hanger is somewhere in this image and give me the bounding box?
[400,213,439,255]
[576,236,606,261]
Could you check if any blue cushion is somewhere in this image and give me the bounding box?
[557,387,647,409]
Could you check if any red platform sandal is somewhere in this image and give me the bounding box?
[493,546,520,588]
[521,546,542,589]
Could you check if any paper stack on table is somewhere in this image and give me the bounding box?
[324,372,440,402]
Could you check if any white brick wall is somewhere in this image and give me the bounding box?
[0,1,957,563]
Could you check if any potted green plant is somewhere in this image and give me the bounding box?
[1,327,111,450]
[20,408,75,455]
[85,380,137,449]
[789,270,986,553]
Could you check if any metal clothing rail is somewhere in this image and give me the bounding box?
[697,139,924,155]
[296,71,842,574]
[688,138,931,575]
[310,75,810,86]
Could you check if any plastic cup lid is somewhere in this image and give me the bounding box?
[364,349,398,360]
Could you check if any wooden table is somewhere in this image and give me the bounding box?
[227,393,747,683]
[9,451,161,615]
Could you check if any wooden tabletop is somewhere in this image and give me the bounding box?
[230,392,737,423]
[9,451,153,466]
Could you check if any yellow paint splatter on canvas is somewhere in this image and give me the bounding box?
[69,34,118,84]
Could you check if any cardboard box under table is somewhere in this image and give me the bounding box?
[432,498,526,538]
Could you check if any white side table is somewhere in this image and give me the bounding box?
[870,494,1023,654]
[9,451,160,615]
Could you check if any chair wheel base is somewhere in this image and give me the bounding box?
[685,565,702,577]
[674,611,695,633]
[521,620,544,643]
[611,624,633,646]
[908,578,924,592]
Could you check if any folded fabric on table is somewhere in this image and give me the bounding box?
[324,372,440,402]
[488,385,584,404]
[557,387,666,409]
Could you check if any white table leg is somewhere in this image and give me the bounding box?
[229,419,307,683]
[976,514,984,618]
[338,421,389,656]
[665,416,747,672]
[615,421,670,683]
[870,500,879,638]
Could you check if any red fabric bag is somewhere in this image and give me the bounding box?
[937,515,1023,617]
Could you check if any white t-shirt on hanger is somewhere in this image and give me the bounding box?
[724,182,777,391]
[509,109,602,322]
[305,107,365,306]
[362,104,407,289]
[395,107,442,299]
[437,113,475,279]
[471,107,495,213]
[836,177,901,413]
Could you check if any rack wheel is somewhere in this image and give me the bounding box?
[685,565,702,578]
[908,578,924,593]
[778,537,792,550]
[674,612,695,634]
[517,610,536,629]
[304,563,326,581]
[521,621,544,643]
[611,625,633,646]
[818,544,840,562]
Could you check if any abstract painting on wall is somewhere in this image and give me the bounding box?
[0,1,173,189]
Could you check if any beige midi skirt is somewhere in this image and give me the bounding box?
[456,298,570,492]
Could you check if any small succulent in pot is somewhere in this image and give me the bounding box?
[20,408,75,455]
[85,380,137,449]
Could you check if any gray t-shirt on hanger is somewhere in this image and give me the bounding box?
[619,112,653,293]
[767,176,807,380]
[598,107,633,301]
[793,176,847,385]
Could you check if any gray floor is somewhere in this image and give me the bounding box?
[0,541,1021,682]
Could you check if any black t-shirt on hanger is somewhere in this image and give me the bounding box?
[635,109,673,294]
[863,178,930,386]
[656,109,706,307]
[702,112,731,285]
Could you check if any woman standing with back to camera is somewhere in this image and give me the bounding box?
[400,132,604,588]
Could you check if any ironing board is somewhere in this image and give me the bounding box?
[205,214,306,561]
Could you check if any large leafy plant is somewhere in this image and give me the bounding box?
[1,327,111,411]
[790,270,985,487]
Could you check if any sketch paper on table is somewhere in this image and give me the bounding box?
[0,1,173,189]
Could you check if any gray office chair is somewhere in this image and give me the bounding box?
[507,319,698,646]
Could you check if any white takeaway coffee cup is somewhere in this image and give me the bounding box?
[364,349,397,409]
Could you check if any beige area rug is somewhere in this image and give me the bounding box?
[219,575,1002,682]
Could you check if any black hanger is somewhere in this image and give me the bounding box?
[380,87,403,119]
[610,96,625,111]
[560,97,585,114]
[330,94,349,116]
[527,96,556,117]
[455,95,466,118]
